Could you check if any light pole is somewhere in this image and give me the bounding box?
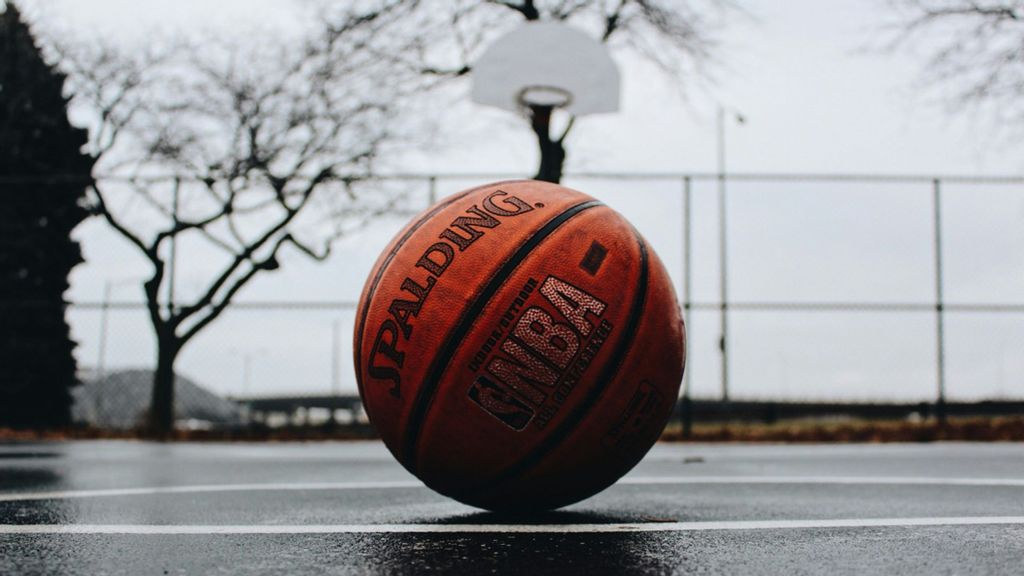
[229,347,266,425]
[717,105,745,404]
[95,277,143,424]
[242,353,252,398]
[227,347,268,399]
[331,318,342,426]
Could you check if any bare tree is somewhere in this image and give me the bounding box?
[888,1,1024,125]
[361,0,736,183]
[50,4,424,434]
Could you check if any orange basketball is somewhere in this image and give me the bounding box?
[353,180,685,511]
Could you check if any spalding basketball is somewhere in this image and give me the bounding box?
[354,180,685,511]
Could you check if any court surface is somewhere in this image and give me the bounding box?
[2,441,1023,575]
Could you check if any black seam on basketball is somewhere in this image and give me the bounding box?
[401,199,605,472]
[466,229,650,500]
[354,179,529,394]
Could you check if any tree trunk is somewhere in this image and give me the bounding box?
[149,329,180,437]
[529,105,566,184]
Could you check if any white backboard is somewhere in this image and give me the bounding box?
[472,21,620,116]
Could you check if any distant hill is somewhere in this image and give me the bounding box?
[72,369,243,429]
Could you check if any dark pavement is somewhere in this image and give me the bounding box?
[1,441,1023,574]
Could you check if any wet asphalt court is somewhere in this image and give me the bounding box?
[1,441,1023,575]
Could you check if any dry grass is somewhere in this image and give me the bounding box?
[660,416,1024,443]
[2,416,1022,443]
[0,425,378,442]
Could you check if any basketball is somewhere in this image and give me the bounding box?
[353,180,686,511]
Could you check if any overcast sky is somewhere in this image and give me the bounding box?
[16,0,1024,402]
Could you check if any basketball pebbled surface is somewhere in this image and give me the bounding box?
[353,180,685,511]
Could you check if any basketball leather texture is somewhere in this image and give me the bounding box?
[354,180,686,511]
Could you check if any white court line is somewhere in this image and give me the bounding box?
[0,480,423,502]
[2,476,1024,502]
[6,473,1024,500]
[3,517,1024,534]
[621,476,1024,487]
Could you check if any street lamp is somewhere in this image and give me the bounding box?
[94,277,144,424]
[228,347,268,399]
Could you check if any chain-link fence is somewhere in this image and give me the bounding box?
[61,172,1024,430]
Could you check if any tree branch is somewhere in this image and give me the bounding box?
[602,0,629,41]
[486,0,541,20]
[89,183,152,258]
[177,232,323,345]
[172,167,331,326]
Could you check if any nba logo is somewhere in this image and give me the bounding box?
[468,375,535,431]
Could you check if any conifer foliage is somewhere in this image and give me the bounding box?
[0,3,92,428]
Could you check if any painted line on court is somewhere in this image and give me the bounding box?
[3,517,1024,534]
[0,481,423,502]
[621,476,1024,487]
[2,476,1024,502]
[2,473,1024,500]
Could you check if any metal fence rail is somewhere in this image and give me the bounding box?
[48,171,1024,428]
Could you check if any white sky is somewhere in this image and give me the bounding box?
[16,0,1024,401]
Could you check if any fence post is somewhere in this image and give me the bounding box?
[95,282,112,425]
[682,176,693,438]
[932,178,947,423]
[168,177,180,317]
[331,318,341,426]
[718,172,730,403]
[428,176,438,206]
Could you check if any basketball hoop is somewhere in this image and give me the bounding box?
[471,22,620,183]
[517,86,573,111]
[471,22,619,118]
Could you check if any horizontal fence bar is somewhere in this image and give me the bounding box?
[53,301,1024,313]
[3,172,1024,185]
[687,302,933,312]
[570,172,1024,184]
[0,173,523,185]
[63,301,360,311]
[687,302,1024,313]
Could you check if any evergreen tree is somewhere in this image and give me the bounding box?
[0,2,92,428]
